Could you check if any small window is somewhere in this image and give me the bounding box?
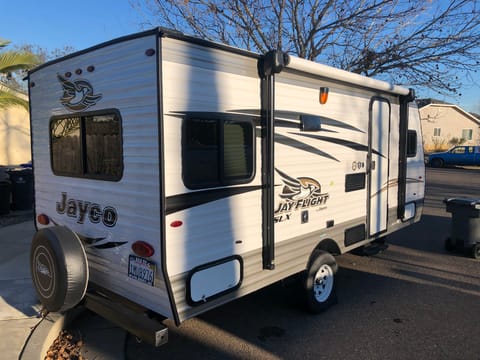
[50,110,123,181]
[407,130,417,157]
[183,117,254,189]
[462,129,473,141]
[433,128,441,137]
[450,147,466,154]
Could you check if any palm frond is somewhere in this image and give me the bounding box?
[0,51,41,73]
[0,38,11,49]
[0,89,29,110]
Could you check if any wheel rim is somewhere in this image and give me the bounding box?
[474,245,480,259]
[313,264,334,302]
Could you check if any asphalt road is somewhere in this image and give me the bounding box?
[93,167,480,359]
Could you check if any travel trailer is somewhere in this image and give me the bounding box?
[28,28,425,346]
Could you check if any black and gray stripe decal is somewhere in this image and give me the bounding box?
[232,109,364,133]
[77,233,127,249]
[276,134,339,162]
[166,185,263,215]
[291,132,385,158]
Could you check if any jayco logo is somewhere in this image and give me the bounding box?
[57,74,102,111]
[274,168,329,223]
[56,192,117,227]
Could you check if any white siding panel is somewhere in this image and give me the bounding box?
[30,34,173,318]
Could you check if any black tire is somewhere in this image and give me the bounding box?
[30,226,89,312]
[303,250,338,314]
[472,244,480,260]
[431,158,444,168]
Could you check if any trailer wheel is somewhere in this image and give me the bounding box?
[304,250,338,313]
[472,244,480,260]
[30,226,89,312]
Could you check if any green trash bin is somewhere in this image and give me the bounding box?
[444,197,480,260]
[0,181,11,215]
[7,168,33,210]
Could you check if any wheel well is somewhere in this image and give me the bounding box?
[314,238,341,256]
[306,238,341,268]
[431,157,444,166]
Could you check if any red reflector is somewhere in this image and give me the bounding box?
[170,220,183,228]
[37,214,50,225]
[132,241,155,258]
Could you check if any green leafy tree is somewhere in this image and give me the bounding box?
[0,38,41,110]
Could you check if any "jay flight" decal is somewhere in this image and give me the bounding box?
[274,168,329,223]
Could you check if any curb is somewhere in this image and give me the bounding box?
[20,307,85,360]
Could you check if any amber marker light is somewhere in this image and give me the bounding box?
[319,87,329,104]
[37,214,50,225]
[132,241,155,258]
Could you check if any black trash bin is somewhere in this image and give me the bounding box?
[7,168,33,211]
[0,181,11,215]
[444,197,480,259]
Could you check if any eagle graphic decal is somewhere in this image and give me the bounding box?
[276,168,322,201]
[57,74,103,111]
[274,168,329,223]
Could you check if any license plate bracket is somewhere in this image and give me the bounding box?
[128,255,155,286]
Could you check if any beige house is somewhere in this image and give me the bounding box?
[418,99,480,153]
[0,84,31,166]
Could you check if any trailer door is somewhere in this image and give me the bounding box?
[368,98,391,236]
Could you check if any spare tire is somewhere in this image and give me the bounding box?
[30,226,89,312]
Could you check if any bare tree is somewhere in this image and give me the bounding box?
[131,0,479,96]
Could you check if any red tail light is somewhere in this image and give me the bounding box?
[37,214,50,225]
[132,241,155,258]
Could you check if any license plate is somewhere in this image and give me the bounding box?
[128,255,155,286]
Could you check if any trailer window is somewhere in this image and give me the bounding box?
[406,130,417,158]
[183,118,254,188]
[50,110,123,181]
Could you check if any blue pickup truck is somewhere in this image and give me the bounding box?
[428,146,480,167]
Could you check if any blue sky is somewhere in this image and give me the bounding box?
[2,0,479,113]
[1,0,142,51]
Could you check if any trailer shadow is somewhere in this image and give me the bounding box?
[125,160,480,358]
[126,240,480,359]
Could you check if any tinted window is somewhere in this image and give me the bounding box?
[183,117,254,189]
[451,147,465,154]
[50,110,123,181]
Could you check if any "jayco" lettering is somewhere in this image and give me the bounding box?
[56,192,117,227]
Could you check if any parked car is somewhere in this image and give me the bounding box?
[428,146,480,167]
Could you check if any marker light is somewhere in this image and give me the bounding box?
[170,220,183,228]
[37,214,50,225]
[132,241,155,258]
[319,87,329,104]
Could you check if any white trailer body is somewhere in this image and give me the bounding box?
[28,29,424,341]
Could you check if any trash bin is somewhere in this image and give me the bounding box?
[7,168,33,211]
[0,181,11,215]
[0,166,9,181]
[444,197,480,259]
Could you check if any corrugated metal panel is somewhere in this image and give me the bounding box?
[30,33,173,318]
[172,214,363,321]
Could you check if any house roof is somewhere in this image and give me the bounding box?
[416,98,480,125]
[416,98,450,108]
